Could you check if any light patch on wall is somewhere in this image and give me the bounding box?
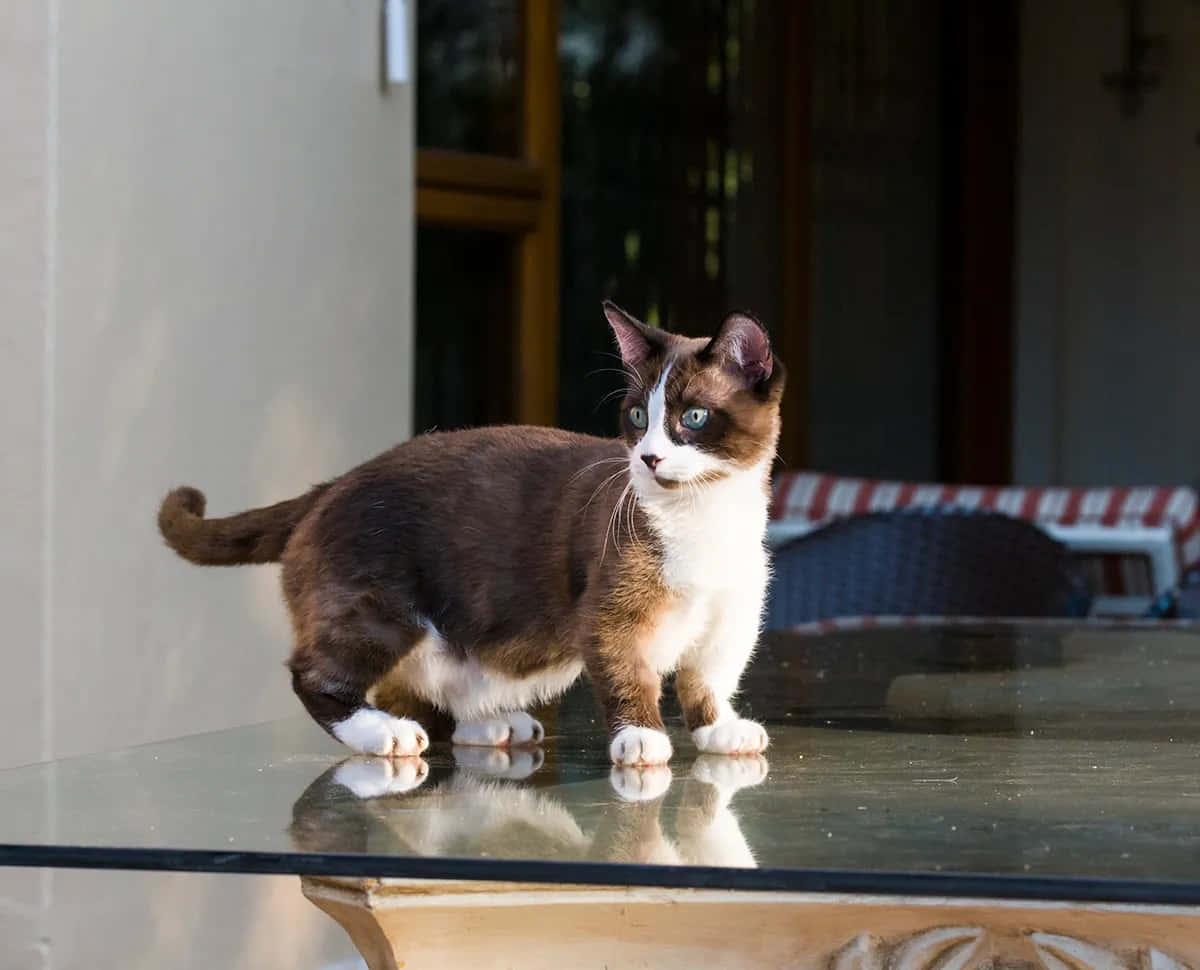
[99,310,169,485]
[246,385,346,642]
[242,875,349,968]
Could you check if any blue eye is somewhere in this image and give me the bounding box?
[681,407,710,430]
[628,405,648,429]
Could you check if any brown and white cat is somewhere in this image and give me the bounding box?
[157,302,785,765]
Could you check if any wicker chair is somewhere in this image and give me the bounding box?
[764,508,1092,630]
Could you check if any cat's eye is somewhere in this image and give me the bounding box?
[628,405,648,429]
[681,407,710,430]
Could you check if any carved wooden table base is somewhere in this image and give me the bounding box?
[302,877,1200,970]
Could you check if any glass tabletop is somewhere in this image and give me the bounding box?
[2,621,1199,903]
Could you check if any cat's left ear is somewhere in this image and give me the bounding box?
[603,301,658,368]
[704,311,773,386]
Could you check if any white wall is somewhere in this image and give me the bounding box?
[1015,0,1200,486]
[1,0,413,966]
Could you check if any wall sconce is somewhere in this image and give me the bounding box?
[1101,0,1165,118]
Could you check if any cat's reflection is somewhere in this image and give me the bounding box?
[289,746,766,868]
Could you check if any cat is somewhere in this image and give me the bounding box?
[157,302,785,766]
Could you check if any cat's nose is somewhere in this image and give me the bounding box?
[641,454,663,471]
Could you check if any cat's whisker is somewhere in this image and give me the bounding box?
[584,468,631,526]
[596,353,646,391]
[601,482,630,563]
[587,365,644,394]
[591,387,631,413]
[625,485,646,554]
[585,367,634,382]
[615,485,629,555]
[566,455,628,487]
[619,484,638,552]
[619,483,634,553]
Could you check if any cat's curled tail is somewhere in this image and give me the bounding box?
[157,483,330,565]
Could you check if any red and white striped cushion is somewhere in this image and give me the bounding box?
[770,473,1200,582]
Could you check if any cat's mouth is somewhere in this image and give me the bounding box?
[652,475,686,489]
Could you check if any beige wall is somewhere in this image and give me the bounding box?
[1014,0,1200,486]
[2,0,413,966]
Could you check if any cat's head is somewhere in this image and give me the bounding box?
[604,301,786,494]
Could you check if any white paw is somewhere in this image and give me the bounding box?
[333,756,429,798]
[452,711,545,747]
[610,765,673,802]
[691,718,769,756]
[609,726,673,766]
[453,745,545,779]
[332,709,429,758]
[691,754,769,790]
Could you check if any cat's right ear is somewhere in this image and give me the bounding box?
[603,301,657,368]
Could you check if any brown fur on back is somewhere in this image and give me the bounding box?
[279,427,667,714]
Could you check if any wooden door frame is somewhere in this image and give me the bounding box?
[776,0,812,472]
[938,0,1020,485]
[415,0,561,426]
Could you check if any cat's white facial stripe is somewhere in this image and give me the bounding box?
[632,359,723,487]
[638,361,674,460]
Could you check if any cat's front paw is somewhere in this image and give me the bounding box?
[691,718,769,756]
[333,756,429,798]
[610,765,673,802]
[333,709,429,758]
[609,726,673,766]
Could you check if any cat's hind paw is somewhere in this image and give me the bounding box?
[332,709,429,758]
[452,711,545,748]
[609,726,673,766]
[691,718,769,757]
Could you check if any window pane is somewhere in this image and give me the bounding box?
[557,0,785,436]
[417,0,521,156]
[806,0,943,480]
[415,227,517,432]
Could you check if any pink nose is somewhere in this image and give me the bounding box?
[641,454,663,471]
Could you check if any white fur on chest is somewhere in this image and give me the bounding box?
[637,467,771,676]
[641,466,770,595]
[643,595,711,673]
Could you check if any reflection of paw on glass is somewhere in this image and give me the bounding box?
[673,755,767,869]
[453,744,545,780]
[691,753,769,793]
[600,756,765,869]
[610,765,673,802]
[291,749,763,870]
[332,755,429,798]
